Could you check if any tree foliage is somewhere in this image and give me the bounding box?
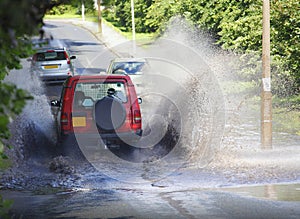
[271,0,300,87]
[48,0,96,15]
[104,0,155,32]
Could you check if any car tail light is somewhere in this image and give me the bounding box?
[134,110,141,123]
[61,113,69,128]
[64,51,71,64]
[61,113,68,123]
[60,87,73,133]
[131,107,142,130]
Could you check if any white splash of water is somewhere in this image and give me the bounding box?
[4,59,57,149]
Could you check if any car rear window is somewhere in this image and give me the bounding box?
[74,81,128,103]
[36,51,66,61]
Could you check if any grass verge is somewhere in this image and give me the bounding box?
[273,95,300,135]
[222,80,300,135]
[273,108,300,135]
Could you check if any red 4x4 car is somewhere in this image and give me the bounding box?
[51,75,142,156]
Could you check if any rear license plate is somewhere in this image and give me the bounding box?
[44,65,58,69]
[72,117,86,127]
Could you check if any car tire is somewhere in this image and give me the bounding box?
[94,96,126,131]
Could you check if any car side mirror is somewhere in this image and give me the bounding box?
[50,100,60,107]
[138,98,142,104]
[70,55,76,60]
[27,57,32,62]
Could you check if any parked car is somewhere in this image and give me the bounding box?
[29,47,76,84]
[106,58,147,94]
[51,74,142,156]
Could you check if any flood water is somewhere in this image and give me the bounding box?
[221,183,300,202]
[1,182,300,218]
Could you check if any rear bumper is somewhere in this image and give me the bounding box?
[31,69,72,84]
[60,130,142,147]
[40,75,70,84]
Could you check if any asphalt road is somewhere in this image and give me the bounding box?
[1,20,300,219]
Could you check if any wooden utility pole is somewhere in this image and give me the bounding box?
[97,0,102,34]
[261,0,272,149]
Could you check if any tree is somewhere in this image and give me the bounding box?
[70,0,96,14]
[271,0,300,89]
[105,0,155,32]
[145,0,176,33]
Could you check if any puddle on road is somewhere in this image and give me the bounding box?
[1,183,300,218]
[0,188,121,219]
[221,183,300,201]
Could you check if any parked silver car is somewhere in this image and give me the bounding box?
[29,47,76,84]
